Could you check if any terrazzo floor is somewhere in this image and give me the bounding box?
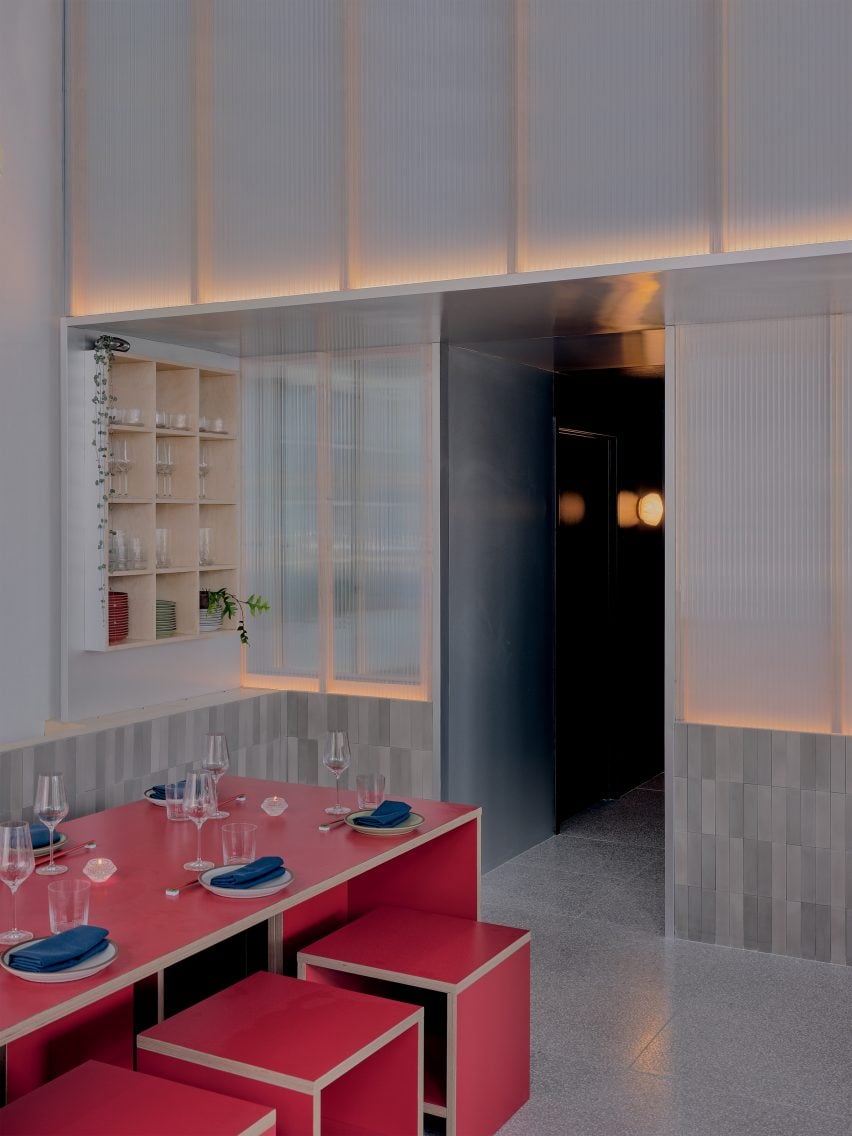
[476,776,852,1136]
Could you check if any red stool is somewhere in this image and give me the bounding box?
[0,1059,275,1135]
[298,907,531,1136]
[137,971,423,1136]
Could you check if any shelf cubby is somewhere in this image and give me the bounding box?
[156,571,199,638]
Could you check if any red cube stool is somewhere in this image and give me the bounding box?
[0,1059,276,1135]
[137,971,423,1136]
[298,907,530,1136]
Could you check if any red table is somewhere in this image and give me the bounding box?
[0,778,480,1105]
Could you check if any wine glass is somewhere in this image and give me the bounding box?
[202,734,230,819]
[34,774,69,876]
[182,770,216,871]
[120,440,134,497]
[322,732,352,815]
[0,822,35,944]
[162,443,175,498]
[198,444,210,500]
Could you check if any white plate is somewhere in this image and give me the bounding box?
[199,864,294,899]
[143,789,168,807]
[1,938,118,983]
[33,832,68,857]
[344,810,425,837]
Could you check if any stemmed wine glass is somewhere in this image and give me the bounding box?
[182,770,216,871]
[322,732,352,816]
[198,444,210,500]
[34,774,69,876]
[202,734,230,819]
[0,822,35,944]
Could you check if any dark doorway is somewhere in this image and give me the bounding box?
[554,368,664,828]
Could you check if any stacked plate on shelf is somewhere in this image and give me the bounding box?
[156,599,177,639]
[199,604,224,633]
[108,592,129,645]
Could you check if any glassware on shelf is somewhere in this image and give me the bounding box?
[182,771,216,871]
[202,734,230,818]
[125,407,144,426]
[130,536,146,570]
[198,444,210,500]
[198,527,213,567]
[156,441,174,497]
[172,412,189,431]
[34,774,69,877]
[156,410,171,429]
[322,732,352,816]
[155,528,171,569]
[109,529,128,571]
[0,822,35,944]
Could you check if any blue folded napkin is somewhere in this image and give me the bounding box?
[147,780,186,800]
[213,856,286,889]
[353,800,412,828]
[9,926,110,973]
[29,823,58,850]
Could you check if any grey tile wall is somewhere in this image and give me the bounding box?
[0,692,435,821]
[674,723,852,966]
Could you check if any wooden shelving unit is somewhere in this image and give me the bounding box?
[85,353,240,651]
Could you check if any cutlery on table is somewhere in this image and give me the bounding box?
[53,840,97,859]
[319,817,348,832]
[216,793,247,808]
[164,878,203,897]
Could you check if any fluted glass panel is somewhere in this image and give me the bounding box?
[678,318,832,731]
[243,356,319,677]
[841,317,852,730]
[330,350,428,685]
[67,0,193,313]
[202,1,343,301]
[727,0,852,251]
[354,0,510,287]
[523,0,713,271]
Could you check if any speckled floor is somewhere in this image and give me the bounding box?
[467,777,852,1136]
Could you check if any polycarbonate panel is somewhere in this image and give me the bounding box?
[842,317,852,730]
[677,318,832,731]
[243,356,320,677]
[201,1,343,302]
[354,0,510,287]
[523,0,713,271]
[67,0,193,313]
[727,0,852,251]
[330,350,429,685]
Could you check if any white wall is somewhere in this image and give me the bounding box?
[0,1,63,742]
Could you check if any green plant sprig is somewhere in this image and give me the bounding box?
[206,588,270,646]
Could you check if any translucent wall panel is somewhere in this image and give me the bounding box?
[677,318,832,731]
[354,0,510,287]
[842,318,852,730]
[726,0,852,251]
[67,1,193,313]
[243,357,320,677]
[201,1,343,302]
[523,0,714,271]
[330,350,429,686]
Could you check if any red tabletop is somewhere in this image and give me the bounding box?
[139,970,421,1085]
[0,1059,276,1135]
[0,778,479,1047]
[299,906,530,991]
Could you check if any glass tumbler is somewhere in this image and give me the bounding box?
[156,528,171,569]
[165,782,187,821]
[221,823,257,865]
[356,772,386,811]
[198,528,213,567]
[48,878,91,934]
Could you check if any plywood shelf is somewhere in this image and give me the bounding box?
[86,352,240,652]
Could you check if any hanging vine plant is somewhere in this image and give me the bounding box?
[91,335,130,623]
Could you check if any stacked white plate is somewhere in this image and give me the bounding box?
[199,605,223,632]
[156,599,177,638]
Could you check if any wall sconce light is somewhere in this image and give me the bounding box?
[637,492,664,527]
[559,492,586,525]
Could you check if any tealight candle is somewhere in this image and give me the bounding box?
[261,796,288,817]
[83,857,117,883]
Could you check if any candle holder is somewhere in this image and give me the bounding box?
[261,796,288,817]
[82,857,117,883]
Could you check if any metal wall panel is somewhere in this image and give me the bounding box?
[67,0,193,314]
[726,0,852,251]
[677,317,833,732]
[522,0,715,270]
